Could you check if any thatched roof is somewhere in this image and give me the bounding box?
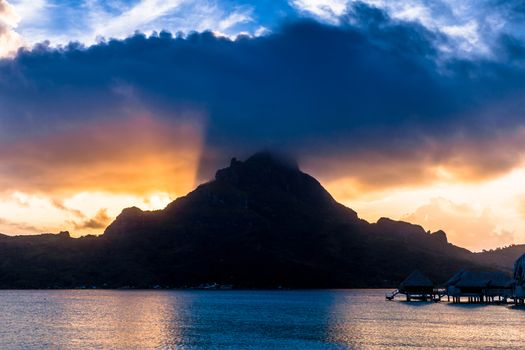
[446,270,512,288]
[445,269,466,287]
[399,270,433,289]
[514,253,525,285]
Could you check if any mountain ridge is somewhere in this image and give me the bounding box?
[0,151,522,288]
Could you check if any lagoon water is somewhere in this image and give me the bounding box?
[1,289,525,349]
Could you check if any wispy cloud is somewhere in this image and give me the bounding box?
[217,7,253,32]
[51,199,85,218]
[290,0,348,22]
[9,0,261,47]
[0,217,40,233]
[290,0,525,59]
[87,0,187,41]
[70,208,111,230]
[9,0,48,22]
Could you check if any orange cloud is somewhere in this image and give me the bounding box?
[0,115,204,197]
[403,198,514,251]
[0,217,39,234]
[70,208,111,230]
[306,126,525,202]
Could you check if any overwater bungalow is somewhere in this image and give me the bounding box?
[513,253,525,304]
[387,270,435,301]
[445,270,512,303]
[388,254,525,305]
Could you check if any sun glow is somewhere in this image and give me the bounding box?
[0,190,178,236]
[326,166,525,251]
[0,114,205,236]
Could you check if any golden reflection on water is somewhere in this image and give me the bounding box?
[0,290,189,349]
[60,291,181,349]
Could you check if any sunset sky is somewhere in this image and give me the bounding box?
[1,0,525,251]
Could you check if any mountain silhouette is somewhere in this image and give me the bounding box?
[0,152,522,288]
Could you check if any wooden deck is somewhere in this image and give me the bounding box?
[386,287,525,305]
[386,288,446,302]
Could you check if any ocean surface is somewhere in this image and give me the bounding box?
[1,289,524,349]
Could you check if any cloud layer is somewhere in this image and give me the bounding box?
[1,2,525,249]
[2,3,524,189]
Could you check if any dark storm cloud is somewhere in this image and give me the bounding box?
[1,2,525,190]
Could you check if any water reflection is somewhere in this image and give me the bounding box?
[0,290,186,348]
[327,290,525,350]
[0,290,525,349]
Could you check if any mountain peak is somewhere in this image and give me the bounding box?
[208,151,343,209]
[215,151,299,183]
[431,230,448,243]
[244,151,299,170]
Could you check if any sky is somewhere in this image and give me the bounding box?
[0,0,525,251]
